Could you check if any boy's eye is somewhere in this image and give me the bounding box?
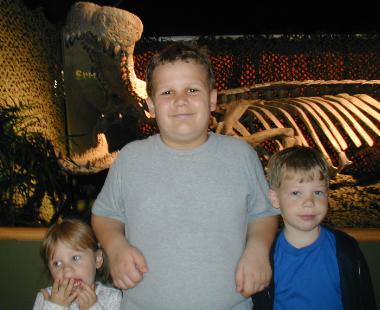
[290,191,300,196]
[187,88,199,94]
[315,190,325,196]
[161,90,171,95]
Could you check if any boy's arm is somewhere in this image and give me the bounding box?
[236,215,278,297]
[91,214,148,290]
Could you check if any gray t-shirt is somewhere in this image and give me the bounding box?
[93,133,279,310]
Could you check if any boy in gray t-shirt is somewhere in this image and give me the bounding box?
[92,42,279,310]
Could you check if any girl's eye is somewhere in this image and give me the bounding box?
[161,90,171,95]
[52,260,62,268]
[188,88,198,94]
[72,255,81,262]
[291,191,300,196]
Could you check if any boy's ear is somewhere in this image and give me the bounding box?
[95,249,104,269]
[209,89,217,111]
[269,189,281,209]
[146,97,155,117]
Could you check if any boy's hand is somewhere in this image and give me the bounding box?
[109,240,148,290]
[46,278,77,306]
[235,249,272,297]
[76,282,97,310]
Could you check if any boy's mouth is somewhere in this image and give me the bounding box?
[299,215,316,221]
[173,113,193,118]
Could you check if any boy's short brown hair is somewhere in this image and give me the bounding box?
[267,146,330,189]
[145,41,215,97]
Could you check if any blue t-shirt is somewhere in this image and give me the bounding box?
[273,226,343,310]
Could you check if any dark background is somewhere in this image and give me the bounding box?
[23,0,380,36]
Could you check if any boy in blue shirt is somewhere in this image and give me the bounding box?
[253,145,377,310]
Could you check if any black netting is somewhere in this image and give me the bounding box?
[133,35,380,90]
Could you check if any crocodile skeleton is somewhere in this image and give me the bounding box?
[61,2,380,176]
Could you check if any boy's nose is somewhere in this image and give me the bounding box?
[173,92,188,106]
[302,194,315,207]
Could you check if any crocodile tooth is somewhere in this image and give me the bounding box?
[65,33,70,44]
[104,40,110,51]
[114,44,121,56]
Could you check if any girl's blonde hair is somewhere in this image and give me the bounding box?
[40,218,109,281]
[267,146,330,189]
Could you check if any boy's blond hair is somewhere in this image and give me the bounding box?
[267,146,330,189]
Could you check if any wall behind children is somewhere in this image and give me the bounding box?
[1,0,380,228]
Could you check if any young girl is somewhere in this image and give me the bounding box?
[33,218,122,310]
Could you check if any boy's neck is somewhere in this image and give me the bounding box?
[283,225,321,248]
[160,132,211,150]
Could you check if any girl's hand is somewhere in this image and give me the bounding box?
[76,282,97,310]
[49,278,77,306]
